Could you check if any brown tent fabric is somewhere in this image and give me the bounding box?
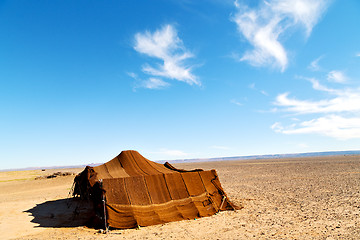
[73,150,238,229]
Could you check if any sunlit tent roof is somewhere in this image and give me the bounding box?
[73,150,238,229]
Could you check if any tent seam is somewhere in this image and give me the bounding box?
[129,151,149,175]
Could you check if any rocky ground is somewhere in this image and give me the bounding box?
[1,155,359,239]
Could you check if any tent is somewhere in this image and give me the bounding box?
[73,150,237,229]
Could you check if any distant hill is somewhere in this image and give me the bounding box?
[0,163,102,172]
[2,150,360,172]
[157,150,360,164]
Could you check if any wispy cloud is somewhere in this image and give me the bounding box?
[232,0,330,71]
[272,75,360,140]
[356,52,360,57]
[231,99,243,106]
[128,72,170,90]
[327,70,347,83]
[154,149,189,157]
[249,83,269,96]
[305,76,336,93]
[132,24,199,89]
[274,84,360,114]
[272,115,360,140]
[141,78,170,90]
[308,55,323,71]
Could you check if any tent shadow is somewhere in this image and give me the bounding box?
[25,198,94,228]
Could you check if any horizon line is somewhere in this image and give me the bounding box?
[1,149,359,172]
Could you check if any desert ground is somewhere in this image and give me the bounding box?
[0,155,359,239]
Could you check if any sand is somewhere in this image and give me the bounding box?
[0,155,359,239]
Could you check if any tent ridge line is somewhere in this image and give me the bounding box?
[129,151,149,175]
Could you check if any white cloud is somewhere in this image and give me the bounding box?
[270,0,328,36]
[274,87,360,114]
[356,52,360,57]
[231,99,243,106]
[273,76,360,140]
[260,90,269,96]
[155,149,189,157]
[271,122,284,132]
[308,56,323,71]
[232,0,329,71]
[306,77,335,93]
[128,73,170,90]
[141,78,170,90]
[133,24,199,86]
[249,83,269,95]
[127,72,138,79]
[273,115,360,140]
[327,70,347,83]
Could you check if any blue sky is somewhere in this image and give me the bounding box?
[1,0,360,169]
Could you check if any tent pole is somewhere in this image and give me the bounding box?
[99,179,108,233]
[219,196,226,212]
[102,194,108,232]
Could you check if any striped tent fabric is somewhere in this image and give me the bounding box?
[73,150,238,229]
